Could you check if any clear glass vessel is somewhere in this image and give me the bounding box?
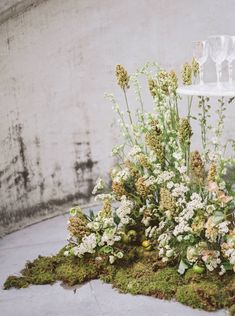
[192,40,209,85]
[227,36,235,84]
[209,35,229,87]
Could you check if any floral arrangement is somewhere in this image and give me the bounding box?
[65,61,235,276]
[4,61,235,315]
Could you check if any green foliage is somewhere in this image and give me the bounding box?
[229,305,235,316]
[4,276,29,289]
[3,246,235,315]
[176,282,221,311]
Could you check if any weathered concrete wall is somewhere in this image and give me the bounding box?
[1,0,235,235]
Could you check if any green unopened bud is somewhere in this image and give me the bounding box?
[115,64,129,89]
[148,78,157,97]
[182,62,192,85]
[190,151,205,183]
[178,118,193,146]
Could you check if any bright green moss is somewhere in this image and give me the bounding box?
[99,265,117,283]
[21,255,57,285]
[3,247,235,315]
[184,268,222,285]
[31,271,55,285]
[4,276,29,289]
[55,262,98,286]
[141,267,183,299]
[176,282,222,311]
[110,264,182,298]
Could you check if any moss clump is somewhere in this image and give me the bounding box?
[184,268,222,285]
[3,246,235,315]
[21,256,57,285]
[139,267,182,299]
[229,305,235,316]
[55,261,98,286]
[223,277,235,308]
[4,251,102,289]
[4,276,29,289]
[111,263,182,299]
[176,282,222,311]
[99,265,117,283]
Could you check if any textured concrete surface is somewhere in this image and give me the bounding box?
[0,0,23,14]
[1,0,235,233]
[0,211,227,316]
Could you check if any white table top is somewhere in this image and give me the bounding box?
[177,82,235,97]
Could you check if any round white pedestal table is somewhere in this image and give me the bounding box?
[177,82,235,97]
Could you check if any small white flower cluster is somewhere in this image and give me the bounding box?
[155,171,175,184]
[158,232,175,262]
[100,227,121,246]
[112,144,124,156]
[186,245,199,263]
[128,145,142,159]
[72,233,97,257]
[177,165,187,174]
[92,178,105,195]
[202,250,221,271]
[173,193,205,236]
[205,216,230,243]
[116,196,134,226]
[218,221,230,235]
[145,226,157,238]
[113,168,131,183]
[171,183,189,198]
[109,251,124,264]
[143,175,158,187]
[173,219,192,236]
[95,193,114,202]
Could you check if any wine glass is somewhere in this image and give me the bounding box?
[227,36,235,84]
[209,35,229,87]
[192,40,209,85]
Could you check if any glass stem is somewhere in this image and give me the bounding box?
[199,64,203,85]
[228,61,233,83]
[216,63,222,86]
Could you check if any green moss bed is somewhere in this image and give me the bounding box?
[4,246,235,315]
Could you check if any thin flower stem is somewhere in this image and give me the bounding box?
[187,141,191,175]
[106,93,134,146]
[123,88,133,125]
[175,96,179,121]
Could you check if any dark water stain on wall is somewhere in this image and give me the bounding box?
[51,163,63,197]
[15,123,30,190]
[0,121,32,221]
[34,136,45,199]
[72,137,98,198]
[0,188,93,235]
[1,118,100,235]
[74,158,97,176]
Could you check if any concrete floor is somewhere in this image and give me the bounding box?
[0,209,227,316]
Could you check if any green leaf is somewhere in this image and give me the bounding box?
[69,207,78,216]
[178,259,189,275]
[89,209,95,220]
[113,211,121,225]
[100,245,113,254]
[222,261,233,271]
[213,211,224,224]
